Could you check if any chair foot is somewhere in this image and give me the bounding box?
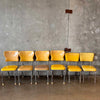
[63,82,65,85]
[18,83,21,86]
[2,83,4,86]
[35,82,37,85]
[47,82,49,85]
[14,83,17,86]
[51,82,53,85]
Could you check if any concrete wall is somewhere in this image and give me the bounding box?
[0,0,100,75]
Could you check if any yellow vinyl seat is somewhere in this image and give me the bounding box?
[1,65,18,71]
[35,65,49,71]
[50,50,66,84]
[34,51,49,85]
[51,64,65,70]
[1,51,19,86]
[80,53,96,83]
[18,65,33,71]
[67,65,82,72]
[65,53,81,83]
[82,65,96,72]
[18,51,34,85]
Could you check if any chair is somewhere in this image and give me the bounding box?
[1,51,19,86]
[80,53,96,83]
[34,51,49,85]
[65,53,82,83]
[50,50,66,84]
[18,51,34,85]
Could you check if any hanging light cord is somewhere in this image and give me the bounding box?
[67,0,70,48]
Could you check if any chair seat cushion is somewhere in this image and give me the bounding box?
[1,65,18,71]
[68,65,82,72]
[34,65,49,71]
[18,65,33,71]
[51,64,65,70]
[82,65,96,71]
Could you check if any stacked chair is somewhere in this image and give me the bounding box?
[0,51,97,86]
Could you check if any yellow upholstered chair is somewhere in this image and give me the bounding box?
[1,51,19,86]
[18,51,34,85]
[80,53,96,83]
[50,50,66,84]
[65,53,82,83]
[34,51,49,85]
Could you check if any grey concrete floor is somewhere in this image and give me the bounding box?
[0,76,100,100]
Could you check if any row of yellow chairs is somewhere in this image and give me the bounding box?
[1,50,96,86]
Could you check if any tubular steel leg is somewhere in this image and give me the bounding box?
[63,70,66,85]
[30,71,33,85]
[68,72,70,83]
[22,71,24,78]
[83,72,84,83]
[8,71,10,79]
[32,71,33,78]
[47,71,49,85]
[1,71,4,86]
[94,72,96,83]
[18,71,20,86]
[51,70,53,84]
[14,71,16,85]
[79,72,81,83]
[61,70,63,77]
[38,71,39,78]
[35,71,37,85]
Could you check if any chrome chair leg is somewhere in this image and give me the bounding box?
[30,71,33,84]
[79,72,81,83]
[47,71,49,85]
[68,72,70,83]
[63,70,66,85]
[14,71,16,85]
[94,72,96,83]
[1,72,4,86]
[51,70,53,84]
[38,71,39,78]
[8,71,10,79]
[18,71,20,86]
[61,70,63,77]
[83,72,84,83]
[35,71,37,85]
[22,71,24,78]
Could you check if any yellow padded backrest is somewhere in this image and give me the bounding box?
[80,53,94,62]
[65,53,79,62]
[19,51,34,61]
[35,51,49,61]
[50,50,65,61]
[4,51,19,62]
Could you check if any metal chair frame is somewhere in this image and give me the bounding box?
[34,61,49,85]
[67,62,81,83]
[50,61,66,85]
[1,62,18,86]
[18,61,33,85]
[81,62,96,83]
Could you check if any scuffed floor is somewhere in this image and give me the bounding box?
[0,76,100,100]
